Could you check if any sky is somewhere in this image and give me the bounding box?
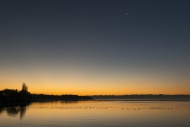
[0,0,190,95]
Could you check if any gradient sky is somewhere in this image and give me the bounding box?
[0,0,190,95]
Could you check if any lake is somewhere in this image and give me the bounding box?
[1,101,190,127]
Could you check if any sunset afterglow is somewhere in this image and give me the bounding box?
[0,0,190,95]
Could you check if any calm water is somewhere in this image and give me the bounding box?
[1,101,190,127]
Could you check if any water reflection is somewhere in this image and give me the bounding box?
[0,101,81,119]
[0,103,30,119]
[0,107,2,113]
[1,100,190,127]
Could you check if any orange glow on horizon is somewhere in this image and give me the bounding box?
[1,69,190,95]
[1,83,190,95]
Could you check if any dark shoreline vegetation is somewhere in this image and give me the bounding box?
[1,84,190,107]
[0,89,93,106]
[0,84,93,107]
[1,88,190,104]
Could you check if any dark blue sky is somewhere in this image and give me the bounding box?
[0,0,190,94]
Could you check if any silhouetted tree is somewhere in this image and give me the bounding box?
[0,83,33,102]
[0,89,19,102]
[22,83,28,92]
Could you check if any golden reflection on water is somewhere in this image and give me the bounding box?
[27,101,190,121]
[1,101,190,127]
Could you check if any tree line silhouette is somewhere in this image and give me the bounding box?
[0,83,92,104]
[0,83,32,103]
